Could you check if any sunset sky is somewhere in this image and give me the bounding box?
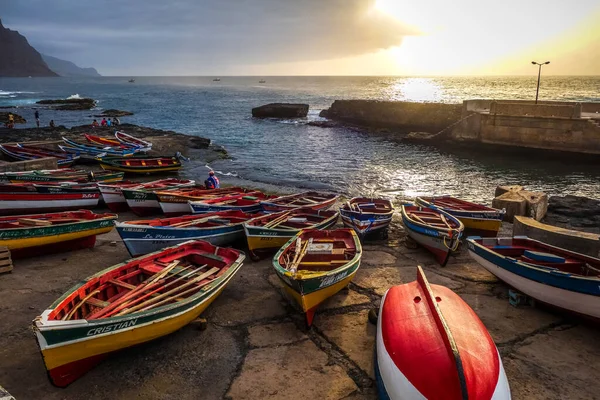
[3,0,600,76]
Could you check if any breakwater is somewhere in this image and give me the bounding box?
[319,99,600,156]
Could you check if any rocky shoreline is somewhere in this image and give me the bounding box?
[0,123,229,161]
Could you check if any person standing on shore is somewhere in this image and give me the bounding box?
[204,171,220,189]
[34,110,40,128]
[49,120,55,128]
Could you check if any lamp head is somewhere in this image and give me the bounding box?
[544,61,550,64]
[531,61,536,65]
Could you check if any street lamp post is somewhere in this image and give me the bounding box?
[531,61,550,104]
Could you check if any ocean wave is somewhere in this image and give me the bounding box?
[0,90,37,96]
[203,164,239,177]
[66,94,82,99]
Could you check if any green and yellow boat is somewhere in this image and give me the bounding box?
[244,208,339,260]
[273,228,362,326]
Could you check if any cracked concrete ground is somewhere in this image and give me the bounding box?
[0,210,598,399]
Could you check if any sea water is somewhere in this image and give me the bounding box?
[1,76,599,201]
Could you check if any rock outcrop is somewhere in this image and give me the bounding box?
[0,112,26,124]
[543,195,600,234]
[252,103,309,118]
[36,98,96,110]
[319,100,462,134]
[0,19,58,77]
[41,54,101,77]
[94,109,134,117]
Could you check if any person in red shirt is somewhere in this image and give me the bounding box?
[100,118,107,127]
[204,171,220,189]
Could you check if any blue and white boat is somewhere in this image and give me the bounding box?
[467,236,600,320]
[61,137,138,157]
[401,203,464,266]
[115,210,257,256]
[340,197,394,238]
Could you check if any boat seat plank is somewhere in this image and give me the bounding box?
[109,279,136,290]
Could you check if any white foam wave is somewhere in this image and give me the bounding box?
[203,164,239,177]
[66,94,82,99]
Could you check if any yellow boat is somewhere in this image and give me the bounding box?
[33,240,245,387]
[272,229,362,326]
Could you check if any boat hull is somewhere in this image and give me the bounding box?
[98,190,129,212]
[123,192,160,216]
[0,194,101,215]
[159,201,192,217]
[375,273,511,400]
[99,163,181,174]
[35,267,238,387]
[116,223,245,256]
[244,214,338,256]
[340,213,392,236]
[402,217,457,266]
[33,241,244,387]
[467,238,600,319]
[189,203,262,214]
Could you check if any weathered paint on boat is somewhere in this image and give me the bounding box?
[272,229,362,326]
[340,197,394,237]
[33,240,244,387]
[0,210,116,258]
[467,236,600,320]
[416,196,504,237]
[400,204,464,266]
[375,266,510,399]
[0,191,101,215]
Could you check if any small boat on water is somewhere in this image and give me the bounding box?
[213,78,221,82]
[401,204,464,266]
[0,144,80,168]
[467,236,600,320]
[273,229,362,326]
[157,187,251,216]
[416,195,505,237]
[375,266,511,400]
[0,210,116,258]
[33,240,245,387]
[190,192,276,214]
[258,80,266,83]
[244,208,339,260]
[128,79,135,83]
[260,191,339,213]
[0,169,124,183]
[340,197,394,238]
[115,131,152,152]
[98,155,183,174]
[0,186,102,215]
[84,134,135,148]
[116,210,257,256]
[121,179,196,216]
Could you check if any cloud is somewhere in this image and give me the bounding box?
[2,0,411,74]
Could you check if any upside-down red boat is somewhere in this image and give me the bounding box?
[376,266,511,399]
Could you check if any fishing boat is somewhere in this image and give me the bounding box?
[260,191,339,212]
[273,229,362,326]
[61,137,138,157]
[467,236,600,320]
[98,155,183,174]
[416,195,505,237]
[0,144,80,168]
[244,208,339,260]
[0,169,124,183]
[84,134,135,148]
[0,210,116,258]
[122,179,196,216]
[190,192,276,214]
[0,187,102,215]
[97,181,142,212]
[116,210,257,256]
[400,204,464,266]
[115,131,152,152]
[33,240,245,387]
[157,187,250,216]
[375,266,511,400]
[340,197,394,238]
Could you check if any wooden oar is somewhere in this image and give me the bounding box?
[409,213,428,225]
[287,238,302,271]
[263,211,291,228]
[170,216,220,228]
[136,276,219,312]
[63,289,100,320]
[116,267,219,316]
[439,213,452,229]
[88,261,181,319]
[290,238,312,274]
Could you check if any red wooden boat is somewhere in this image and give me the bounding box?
[84,134,134,148]
[99,178,195,212]
[376,266,511,399]
[260,191,339,212]
[115,131,152,151]
[0,189,101,215]
[98,155,182,174]
[157,187,253,216]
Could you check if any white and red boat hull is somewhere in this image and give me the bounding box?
[375,267,511,400]
[0,193,100,215]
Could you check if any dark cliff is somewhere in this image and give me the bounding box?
[0,19,58,77]
[320,100,462,134]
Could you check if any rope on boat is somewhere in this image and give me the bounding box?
[442,233,461,252]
